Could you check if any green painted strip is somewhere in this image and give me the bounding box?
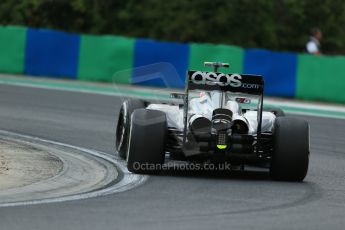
[266,104,345,118]
[188,43,244,73]
[0,75,169,99]
[296,54,345,103]
[0,75,344,119]
[0,26,27,74]
[78,34,134,84]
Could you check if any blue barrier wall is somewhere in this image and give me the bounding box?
[133,38,189,88]
[0,25,342,102]
[25,28,80,78]
[243,49,297,97]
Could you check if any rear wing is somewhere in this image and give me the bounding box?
[183,70,265,145]
[187,70,264,95]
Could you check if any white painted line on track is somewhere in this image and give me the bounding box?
[1,77,344,119]
[264,98,345,113]
[0,130,148,207]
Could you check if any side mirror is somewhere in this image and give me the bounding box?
[204,62,229,67]
[204,62,230,72]
[170,93,185,100]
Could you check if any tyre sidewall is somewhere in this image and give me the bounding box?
[116,99,145,159]
[127,109,167,174]
[270,117,309,181]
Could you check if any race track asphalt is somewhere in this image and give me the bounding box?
[0,84,344,230]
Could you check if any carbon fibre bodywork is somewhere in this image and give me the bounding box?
[143,68,277,162]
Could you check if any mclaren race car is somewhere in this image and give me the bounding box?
[115,62,310,181]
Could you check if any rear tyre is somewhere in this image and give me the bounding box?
[127,109,167,174]
[115,99,145,159]
[270,117,309,181]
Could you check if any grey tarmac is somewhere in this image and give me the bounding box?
[0,84,344,230]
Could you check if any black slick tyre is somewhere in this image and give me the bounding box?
[127,109,167,174]
[270,117,309,181]
[115,99,145,159]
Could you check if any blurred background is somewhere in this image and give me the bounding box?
[1,0,345,53]
[0,0,344,103]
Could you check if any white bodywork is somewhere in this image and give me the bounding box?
[147,93,275,134]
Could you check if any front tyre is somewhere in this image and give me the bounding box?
[270,117,309,181]
[116,99,145,159]
[127,109,167,174]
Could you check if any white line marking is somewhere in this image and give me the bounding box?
[0,130,148,207]
[1,78,345,119]
[264,98,345,113]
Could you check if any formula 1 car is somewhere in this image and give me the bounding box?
[115,62,309,181]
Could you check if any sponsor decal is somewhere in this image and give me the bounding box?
[235,97,251,104]
[190,71,260,89]
[199,91,206,97]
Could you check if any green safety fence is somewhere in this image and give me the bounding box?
[0,25,27,74]
[297,54,345,103]
[189,43,244,73]
[0,25,345,104]
[78,34,134,84]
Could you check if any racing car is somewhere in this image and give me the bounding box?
[115,62,309,181]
